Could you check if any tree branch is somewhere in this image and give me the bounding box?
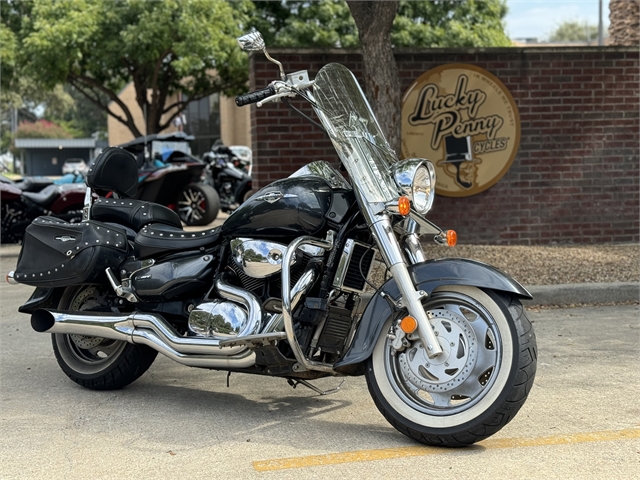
[69,73,143,138]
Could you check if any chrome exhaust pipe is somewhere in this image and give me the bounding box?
[31,309,256,368]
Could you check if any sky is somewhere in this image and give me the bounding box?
[504,0,611,40]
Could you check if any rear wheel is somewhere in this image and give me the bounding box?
[365,286,537,446]
[52,286,157,390]
[177,183,220,226]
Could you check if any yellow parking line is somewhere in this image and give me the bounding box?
[253,427,640,472]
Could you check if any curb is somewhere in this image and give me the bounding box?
[525,282,639,306]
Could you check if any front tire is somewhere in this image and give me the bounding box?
[52,286,158,390]
[365,286,537,446]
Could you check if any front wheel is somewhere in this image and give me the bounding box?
[177,183,220,226]
[365,286,537,446]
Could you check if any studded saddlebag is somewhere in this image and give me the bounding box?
[14,216,130,287]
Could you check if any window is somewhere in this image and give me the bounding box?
[184,93,221,156]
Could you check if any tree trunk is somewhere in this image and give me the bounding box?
[608,0,640,46]
[347,1,401,154]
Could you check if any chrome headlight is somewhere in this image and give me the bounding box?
[392,158,436,215]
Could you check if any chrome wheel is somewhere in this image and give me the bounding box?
[387,291,501,416]
[178,186,207,224]
[366,286,537,446]
[176,183,219,226]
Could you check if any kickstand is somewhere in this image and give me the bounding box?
[286,378,345,396]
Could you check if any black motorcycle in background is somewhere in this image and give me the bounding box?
[202,143,253,212]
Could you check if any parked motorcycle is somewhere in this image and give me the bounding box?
[1,171,85,194]
[1,174,86,244]
[202,143,253,212]
[7,31,536,447]
[117,133,220,226]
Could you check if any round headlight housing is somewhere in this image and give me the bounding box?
[392,159,436,215]
[411,162,435,214]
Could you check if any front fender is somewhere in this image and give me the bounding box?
[334,258,531,374]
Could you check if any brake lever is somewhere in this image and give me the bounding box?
[256,91,296,107]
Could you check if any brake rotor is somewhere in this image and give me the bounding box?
[70,334,105,349]
[68,286,106,350]
[398,309,478,393]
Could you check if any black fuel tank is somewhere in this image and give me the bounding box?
[221,177,333,238]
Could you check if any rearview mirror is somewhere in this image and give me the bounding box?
[237,31,265,52]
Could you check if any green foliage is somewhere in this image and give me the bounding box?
[393,0,511,47]
[249,0,510,48]
[44,85,109,140]
[15,120,73,139]
[18,0,251,136]
[548,21,599,42]
[250,0,358,48]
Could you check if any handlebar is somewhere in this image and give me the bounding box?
[235,86,276,107]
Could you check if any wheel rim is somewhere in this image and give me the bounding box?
[56,286,127,374]
[384,291,503,416]
[177,187,206,224]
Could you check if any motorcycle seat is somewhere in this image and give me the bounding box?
[92,198,182,231]
[14,177,53,192]
[134,223,221,259]
[21,184,59,206]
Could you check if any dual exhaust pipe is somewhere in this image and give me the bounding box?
[28,270,318,370]
[31,308,257,369]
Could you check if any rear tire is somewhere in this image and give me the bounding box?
[52,286,157,390]
[365,286,537,446]
[177,183,220,226]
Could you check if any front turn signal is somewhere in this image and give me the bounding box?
[398,196,411,216]
[446,230,457,247]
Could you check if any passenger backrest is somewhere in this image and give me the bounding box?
[86,147,138,198]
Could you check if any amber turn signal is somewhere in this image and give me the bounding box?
[398,196,411,216]
[399,316,418,334]
[446,229,457,247]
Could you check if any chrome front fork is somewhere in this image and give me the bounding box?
[370,216,443,358]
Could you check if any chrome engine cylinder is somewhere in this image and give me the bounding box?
[230,238,296,278]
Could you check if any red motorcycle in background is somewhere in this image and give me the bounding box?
[116,133,220,226]
[1,174,86,244]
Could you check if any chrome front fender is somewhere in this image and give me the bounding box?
[333,258,532,373]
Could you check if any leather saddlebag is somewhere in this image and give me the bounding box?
[14,216,130,287]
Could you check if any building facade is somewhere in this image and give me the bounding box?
[107,83,250,155]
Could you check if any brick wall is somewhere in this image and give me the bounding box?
[248,47,639,245]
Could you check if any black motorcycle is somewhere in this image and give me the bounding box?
[202,143,253,212]
[7,31,536,447]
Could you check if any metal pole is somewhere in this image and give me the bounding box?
[598,0,604,46]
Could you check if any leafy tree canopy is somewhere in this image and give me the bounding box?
[15,120,73,139]
[249,0,510,48]
[548,21,600,42]
[17,0,251,137]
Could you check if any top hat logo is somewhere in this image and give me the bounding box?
[437,135,482,189]
[401,64,521,197]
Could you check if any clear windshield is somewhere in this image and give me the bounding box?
[311,64,399,204]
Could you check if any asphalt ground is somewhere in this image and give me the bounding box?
[1,249,639,479]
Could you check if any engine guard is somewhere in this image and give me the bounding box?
[333,258,532,374]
